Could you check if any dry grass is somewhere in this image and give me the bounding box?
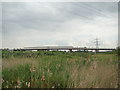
[2,51,118,88]
[77,61,118,88]
[2,58,38,69]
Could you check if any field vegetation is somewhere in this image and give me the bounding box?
[1,50,119,88]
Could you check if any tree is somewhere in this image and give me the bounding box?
[118,47,120,56]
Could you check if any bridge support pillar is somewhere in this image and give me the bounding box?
[37,49,41,51]
[95,50,99,54]
[46,49,50,51]
[84,49,89,52]
[84,47,87,52]
[69,49,72,52]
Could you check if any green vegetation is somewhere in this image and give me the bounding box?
[2,50,118,88]
[117,47,120,56]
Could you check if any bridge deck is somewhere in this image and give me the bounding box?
[1,46,115,51]
[23,46,116,51]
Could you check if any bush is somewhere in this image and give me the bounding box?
[118,47,120,56]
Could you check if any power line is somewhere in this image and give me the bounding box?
[73,3,106,18]
[50,3,92,20]
[76,3,114,18]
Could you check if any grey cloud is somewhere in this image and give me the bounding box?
[3,2,118,32]
[2,2,118,48]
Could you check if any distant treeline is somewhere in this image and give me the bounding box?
[117,47,120,56]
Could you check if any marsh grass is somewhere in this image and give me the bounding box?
[2,51,118,88]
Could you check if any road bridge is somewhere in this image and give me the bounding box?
[22,46,116,52]
[2,46,116,52]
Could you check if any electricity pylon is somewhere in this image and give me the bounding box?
[94,38,100,54]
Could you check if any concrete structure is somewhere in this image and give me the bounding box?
[24,46,73,50]
[23,46,116,53]
[1,46,116,53]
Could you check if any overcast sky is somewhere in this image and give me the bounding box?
[2,2,118,49]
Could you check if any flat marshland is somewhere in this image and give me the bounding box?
[2,51,118,88]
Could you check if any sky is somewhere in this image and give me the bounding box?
[2,2,118,49]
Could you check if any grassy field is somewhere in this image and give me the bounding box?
[2,50,118,88]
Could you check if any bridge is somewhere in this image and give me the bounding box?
[1,46,116,53]
[22,46,116,52]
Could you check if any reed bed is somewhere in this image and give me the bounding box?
[2,51,118,88]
